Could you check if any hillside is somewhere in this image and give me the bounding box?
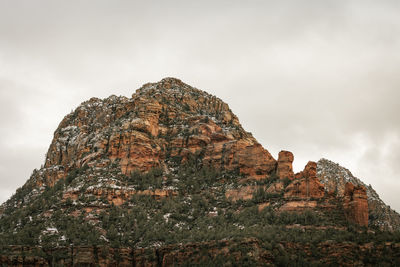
[1,78,399,266]
[317,158,400,231]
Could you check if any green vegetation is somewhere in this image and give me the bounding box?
[125,167,164,190]
[1,157,400,265]
[252,187,283,203]
[65,164,89,185]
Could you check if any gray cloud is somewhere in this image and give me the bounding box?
[0,0,399,211]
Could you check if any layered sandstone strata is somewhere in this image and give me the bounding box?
[343,182,369,227]
[41,78,276,186]
[284,162,325,199]
[276,150,294,180]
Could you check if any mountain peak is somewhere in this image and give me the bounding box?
[1,78,400,265]
[37,78,276,185]
[136,77,197,96]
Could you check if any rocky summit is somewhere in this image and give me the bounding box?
[1,78,400,266]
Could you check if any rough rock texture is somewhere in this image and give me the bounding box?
[266,181,284,194]
[279,201,318,212]
[343,182,369,227]
[276,150,294,180]
[0,78,279,219]
[225,186,258,202]
[317,158,400,231]
[299,161,318,180]
[1,77,400,265]
[284,162,325,199]
[41,77,276,187]
[63,187,178,206]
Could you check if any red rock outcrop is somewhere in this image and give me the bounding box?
[279,200,318,212]
[284,161,325,199]
[317,159,400,231]
[266,181,284,194]
[3,77,400,267]
[225,181,286,202]
[276,150,294,180]
[40,78,276,186]
[63,187,177,206]
[300,161,318,179]
[225,185,259,202]
[343,182,368,227]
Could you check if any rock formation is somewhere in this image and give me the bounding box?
[41,77,276,188]
[276,150,294,180]
[1,78,399,265]
[284,161,325,199]
[317,158,400,231]
[343,182,369,227]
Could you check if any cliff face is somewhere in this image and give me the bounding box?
[284,161,325,199]
[276,151,294,180]
[317,158,400,231]
[1,78,399,265]
[343,182,369,227]
[42,77,276,187]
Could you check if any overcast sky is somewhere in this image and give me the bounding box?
[0,0,399,211]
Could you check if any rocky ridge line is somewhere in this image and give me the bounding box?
[317,158,400,231]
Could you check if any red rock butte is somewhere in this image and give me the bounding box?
[33,78,370,227]
[2,77,400,266]
[43,78,277,184]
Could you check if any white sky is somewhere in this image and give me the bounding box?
[0,0,399,211]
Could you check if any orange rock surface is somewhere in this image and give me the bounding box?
[284,161,325,199]
[280,201,318,212]
[343,182,368,227]
[63,187,177,206]
[225,186,259,202]
[276,150,294,180]
[7,78,378,235]
[41,78,276,186]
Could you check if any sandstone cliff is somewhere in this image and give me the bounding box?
[317,158,400,231]
[284,161,325,199]
[41,77,276,186]
[343,182,369,227]
[276,151,294,180]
